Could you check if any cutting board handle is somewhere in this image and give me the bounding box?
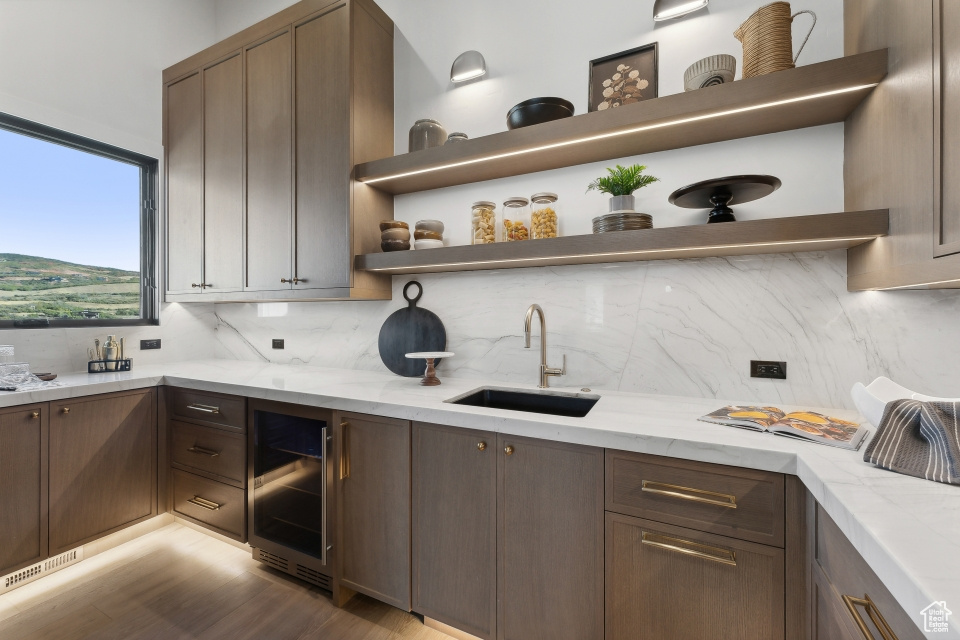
[403,280,423,307]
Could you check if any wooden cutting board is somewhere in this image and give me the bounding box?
[378,281,447,377]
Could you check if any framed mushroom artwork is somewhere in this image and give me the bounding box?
[588,43,659,112]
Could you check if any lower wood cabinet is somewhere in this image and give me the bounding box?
[337,412,411,610]
[810,503,924,640]
[498,434,604,640]
[413,422,497,639]
[167,389,247,542]
[605,512,784,640]
[0,404,47,576]
[48,389,157,555]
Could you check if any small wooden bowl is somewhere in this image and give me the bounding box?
[381,227,411,241]
[379,220,409,231]
[381,239,411,252]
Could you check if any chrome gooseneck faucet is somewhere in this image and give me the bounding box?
[523,304,565,388]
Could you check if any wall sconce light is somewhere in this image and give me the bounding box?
[451,50,487,83]
[653,0,709,21]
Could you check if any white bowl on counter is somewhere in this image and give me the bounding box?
[851,376,960,427]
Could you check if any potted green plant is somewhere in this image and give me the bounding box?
[586,164,659,213]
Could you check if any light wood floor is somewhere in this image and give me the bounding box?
[0,524,453,640]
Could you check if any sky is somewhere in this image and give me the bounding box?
[0,128,142,272]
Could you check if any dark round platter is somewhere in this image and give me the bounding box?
[668,174,782,223]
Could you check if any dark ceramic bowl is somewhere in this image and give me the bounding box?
[506,97,575,130]
[381,239,411,252]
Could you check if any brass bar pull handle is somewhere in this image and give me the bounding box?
[842,595,899,640]
[281,278,292,283]
[186,404,220,415]
[641,531,737,566]
[641,480,738,509]
[339,421,350,480]
[188,445,220,457]
[188,496,221,511]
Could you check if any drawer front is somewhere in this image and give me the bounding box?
[172,469,245,540]
[168,387,245,432]
[815,505,925,640]
[606,512,784,640]
[171,420,245,486]
[606,450,784,546]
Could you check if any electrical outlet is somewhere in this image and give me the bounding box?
[751,360,787,379]
[272,339,284,349]
[140,339,161,350]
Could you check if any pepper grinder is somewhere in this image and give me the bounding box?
[103,335,119,371]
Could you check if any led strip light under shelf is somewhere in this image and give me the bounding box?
[360,83,880,186]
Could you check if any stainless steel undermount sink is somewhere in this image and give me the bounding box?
[445,386,600,418]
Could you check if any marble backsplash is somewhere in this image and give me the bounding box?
[210,250,960,410]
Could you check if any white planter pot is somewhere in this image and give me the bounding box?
[609,194,636,213]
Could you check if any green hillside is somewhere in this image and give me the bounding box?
[0,254,140,320]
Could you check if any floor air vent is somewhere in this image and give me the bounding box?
[295,564,332,590]
[1,548,83,593]
[252,547,331,591]
[255,549,289,571]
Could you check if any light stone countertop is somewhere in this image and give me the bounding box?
[2,359,957,638]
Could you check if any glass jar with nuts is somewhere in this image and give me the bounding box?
[502,197,530,242]
[471,201,497,244]
[530,192,559,239]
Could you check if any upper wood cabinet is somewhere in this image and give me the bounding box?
[0,404,47,576]
[846,0,960,289]
[162,0,393,302]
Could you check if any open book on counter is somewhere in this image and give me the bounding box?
[698,406,868,450]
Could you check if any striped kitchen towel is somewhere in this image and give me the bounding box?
[863,399,960,485]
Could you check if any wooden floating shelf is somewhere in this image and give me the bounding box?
[355,210,889,275]
[355,50,887,195]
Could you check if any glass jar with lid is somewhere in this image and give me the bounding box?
[471,201,497,244]
[530,192,559,239]
[502,197,530,241]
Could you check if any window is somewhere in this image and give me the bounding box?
[0,112,157,328]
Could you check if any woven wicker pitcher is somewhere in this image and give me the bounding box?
[734,2,817,78]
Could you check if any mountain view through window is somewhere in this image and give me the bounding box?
[0,126,143,323]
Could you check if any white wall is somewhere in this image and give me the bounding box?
[206,0,960,409]
[0,0,222,371]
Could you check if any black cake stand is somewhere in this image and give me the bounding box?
[668,175,782,223]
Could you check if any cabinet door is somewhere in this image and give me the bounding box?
[49,390,157,554]
[245,30,293,291]
[294,5,351,290]
[0,405,47,575]
[811,564,859,640]
[203,52,244,292]
[165,72,203,294]
[413,423,496,639]
[937,0,960,256]
[498,435,604,640]
[605,513,784,640]
[337,413,410,609]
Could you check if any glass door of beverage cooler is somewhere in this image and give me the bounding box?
[252,410,328,564]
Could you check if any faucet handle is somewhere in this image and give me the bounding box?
[545,354,566,377]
